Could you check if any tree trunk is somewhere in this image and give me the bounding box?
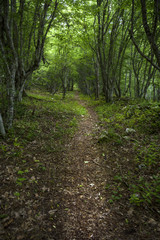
[157,87,160,102]
[62,74,67,100]
[71,79,74,91]
[129,69,132,97]
[140,0,160,68]
[0,112,6,137]
[7,68,16,129]
[94,57,99,99]
[18,76,27,102]
[0,0,59,130]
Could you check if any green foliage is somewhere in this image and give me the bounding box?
[109,182,123,203]
[108,170,160,206]
[1,89,87,154]
[128,141,160,206]
[15,120,40,142]
[124,103,160,134]
[85,95,160,207]
[129,175,160,206]
[94,99,160,139]
[14,192,20,198]
[16,177,27,186]
[0,89,90,210]
[136,142,160,167]
[0,214,8,219]
[98,129,122,145]
[0,137,24,158]
[69,117,78,128]
[3,90,86,155]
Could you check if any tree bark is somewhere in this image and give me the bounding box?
[140,0,160,68]
[130,0,160,71]
[0,112,6,137]
[0,0,59,129]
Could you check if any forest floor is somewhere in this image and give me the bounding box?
[0,91,160,240]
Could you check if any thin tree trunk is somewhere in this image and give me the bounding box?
[7,71,16,129]
[140,0,160,68]
[157,87,160,102]
[153,84,156,101]
[94,56,99,99]
[128,69,131,97]
[0,112,6,137]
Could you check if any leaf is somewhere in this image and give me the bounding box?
[0,214,8,219]
[34,159,40,163]
[14,192,20,197]
[17,170,24,175]
[17,178,26,182]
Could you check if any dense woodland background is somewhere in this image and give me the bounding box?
[0,1,160,239]
[0,0,160,136]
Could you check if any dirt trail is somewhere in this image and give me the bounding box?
[55,96,113,240]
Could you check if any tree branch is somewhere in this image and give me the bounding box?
[140,0,160,67]
[130,0,160,71]
[129,31,160,71]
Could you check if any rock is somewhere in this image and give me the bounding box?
[127,208,134,216]
[126,128,136,134]
[19,209,27,217]
[90,183,95,187]
[48,210,57,216]
[148,218,157,226]
[139,164,146,169]
[123,136,130,140]
[14,211,20,219]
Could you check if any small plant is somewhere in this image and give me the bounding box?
[13,138,21,147]
[111,190,123,201]
[108,190,122,203]
[17,170,24,175]
[39,165,46,171]
[129,192,142,206]
[136,142,160,167]
[0,214,8,219]
[17,169,29,175]
[14,192,20,198]
[16,177,27,186]
[114,175,122,182]
[34,160,46,171]
[0,144,7,152]
[69,117,77,127]
[98,128,122,145]
[129,175,160,206]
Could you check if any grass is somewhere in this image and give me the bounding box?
[10,90,87,145]
[0,89,87,196]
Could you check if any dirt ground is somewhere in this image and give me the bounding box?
[0,94,160,240]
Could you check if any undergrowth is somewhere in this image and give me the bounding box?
[80,95,160,209]
[10,89,87,146]
[0,89,87,193]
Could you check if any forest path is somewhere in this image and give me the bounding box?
[56,93,112,239]
[1,91,159,240]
